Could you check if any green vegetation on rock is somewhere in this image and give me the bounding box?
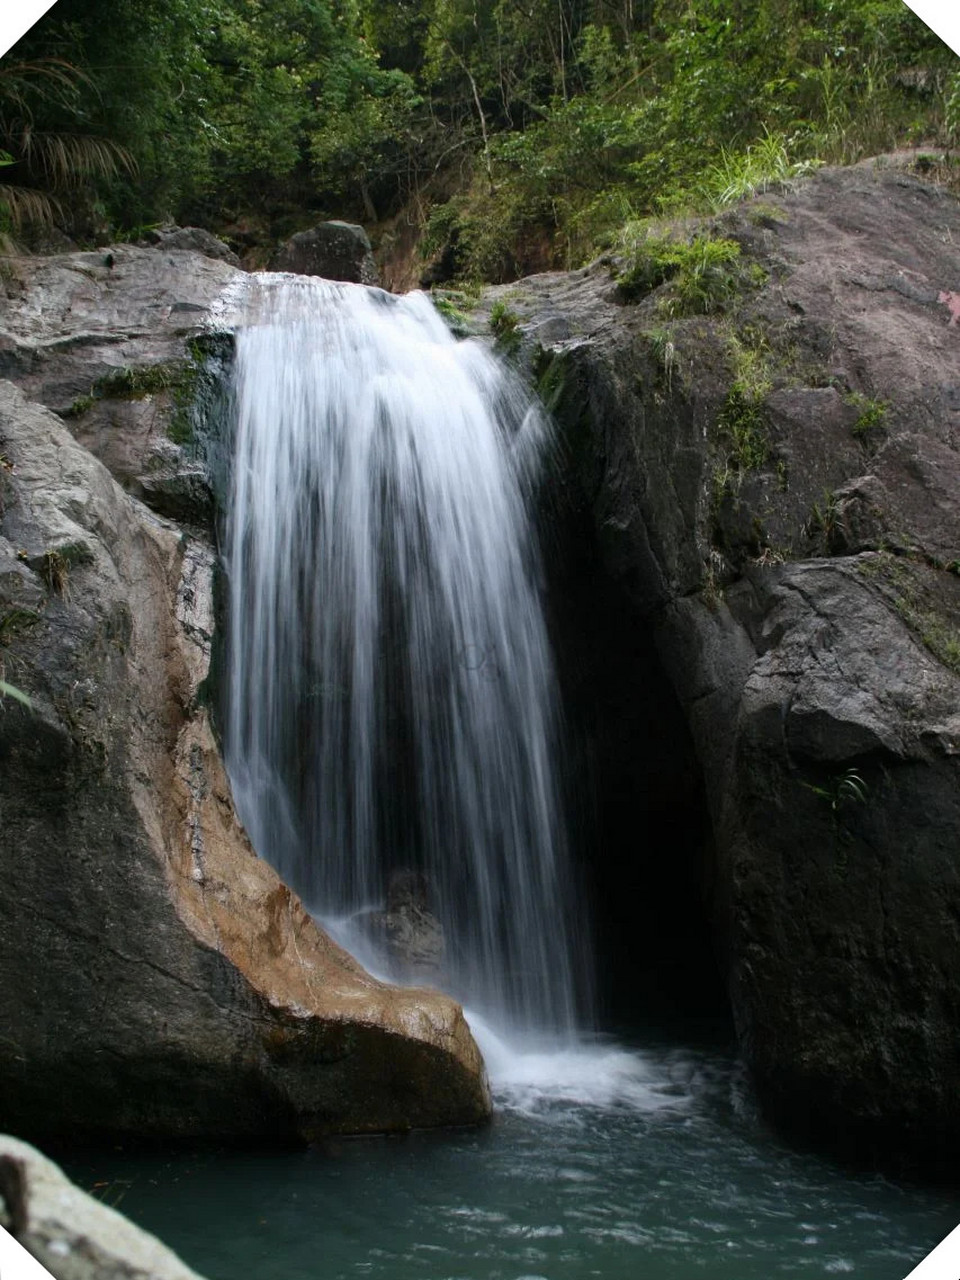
[846,392,888,448]
[489,299,522,353]
[66,357,203,447]
[618,232,745,314]
[858,551,960,676]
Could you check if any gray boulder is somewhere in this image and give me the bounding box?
[0,1134,208,1280]
[270,221,379,285]
[141,225,241,267]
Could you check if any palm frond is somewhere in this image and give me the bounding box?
[16,126,137,185]
[0,183,60,229]
[0,58,93,114]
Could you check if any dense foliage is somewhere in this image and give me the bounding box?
[2,0,417,238]
[1,0,958,275]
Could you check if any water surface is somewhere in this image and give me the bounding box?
[69,1029,958,1280]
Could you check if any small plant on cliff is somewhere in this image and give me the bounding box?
[846,392,888,448]
[490,300,523,354]
[717,387,769,472]
[802,767,869,815]
[714,326,776,474]
[805,489,844,550]
[645,327,679,393]
[618,231,744,316]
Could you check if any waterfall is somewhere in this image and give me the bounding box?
[224,276,588,1034]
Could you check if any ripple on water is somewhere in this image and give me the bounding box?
[63,1035,960,1280]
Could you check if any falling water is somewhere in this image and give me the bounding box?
[73,277,960,1280]
[224,276,588,1034]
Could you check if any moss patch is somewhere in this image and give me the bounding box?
[430,288,477,338]
[846,392,888,451]
[63,354,207,447]
[858,552,960,676]
[490,299,523,355]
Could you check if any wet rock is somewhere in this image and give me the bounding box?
[270,221,379,285]
[357,870,446,982]
[500,159,960,1169]
[0,1134,208,1280]
[0,382,490,1142]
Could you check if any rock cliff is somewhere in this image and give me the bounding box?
[0,249,490,1142]
[4,160,959,1169]
[491,159,960,1168]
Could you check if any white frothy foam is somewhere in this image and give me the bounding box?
[465,1011,692,1117]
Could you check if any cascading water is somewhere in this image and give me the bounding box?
[224,275,589,1035]
[67,284,960,1280]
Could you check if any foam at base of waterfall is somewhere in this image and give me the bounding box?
[465,1011,694,1117]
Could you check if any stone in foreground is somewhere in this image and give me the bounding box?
[0,1134,208,1280]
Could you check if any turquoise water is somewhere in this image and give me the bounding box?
[67,1030,958,1280]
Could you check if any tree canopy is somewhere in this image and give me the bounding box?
[1,0,957,275]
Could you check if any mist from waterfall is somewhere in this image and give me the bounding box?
[224,276,590,1035]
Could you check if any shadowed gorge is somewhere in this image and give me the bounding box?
[545,496,725,1025]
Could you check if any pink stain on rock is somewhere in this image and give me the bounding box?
[937,290,960,326]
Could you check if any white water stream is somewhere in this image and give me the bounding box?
[224,275,589,1039]
[66,275,960,1280]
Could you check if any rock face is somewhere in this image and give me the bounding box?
[0,248,490,1142]
[270,221,380,285]
[141,224,241,267]
[0,1134,208,1280]
[491,160,960,1168]
[355,870,446,983]
[0,246,241,524]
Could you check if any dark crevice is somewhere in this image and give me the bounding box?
[540,458,729,1029]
